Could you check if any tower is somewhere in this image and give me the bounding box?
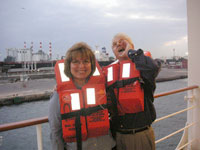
[49,42,52,60]
[40,42,42,50]
[24,42,26,48]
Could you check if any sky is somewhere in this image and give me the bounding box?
[0,0,188,61]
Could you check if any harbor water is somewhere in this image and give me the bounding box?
[0,79,188,150]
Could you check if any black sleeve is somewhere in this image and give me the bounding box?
[130,49,161,92]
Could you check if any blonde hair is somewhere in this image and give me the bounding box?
[112,33,134,49]
[64,42,96,78]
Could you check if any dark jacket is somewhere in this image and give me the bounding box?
[109,49,160,129]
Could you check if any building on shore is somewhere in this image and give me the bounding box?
[5,42,52,63]
[158,57,188,69]
[32,50,49,62]
[5,48,50,63]
[93,46,110,61]
[2,44,114,74]
[4,42,53,72]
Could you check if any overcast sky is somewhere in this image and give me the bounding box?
[0,0,188,60]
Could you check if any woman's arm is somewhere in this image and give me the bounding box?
[48,91,65,150]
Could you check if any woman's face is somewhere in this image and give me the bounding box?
[70,53,92,83]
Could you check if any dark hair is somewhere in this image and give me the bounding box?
[64,42,96,78]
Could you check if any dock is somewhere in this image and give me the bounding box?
[0,68,187,106]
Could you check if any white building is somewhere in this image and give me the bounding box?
[6,48,32,62]
[6,48,49,62]
[93,47,109,61]
[17,48,32,62]
[32,50,49,61]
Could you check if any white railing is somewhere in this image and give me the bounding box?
[153,85,199,149]
[0,85,199,150]
[0,116,48,150]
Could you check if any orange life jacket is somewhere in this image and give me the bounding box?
[55,59,109,143]
[104,51,152,116]
[104,59,144,116]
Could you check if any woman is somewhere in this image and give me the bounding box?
[48,42,115,150]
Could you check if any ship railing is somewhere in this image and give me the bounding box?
[0,85,199,150]
[153,85,199,149]
[0,116,48,150]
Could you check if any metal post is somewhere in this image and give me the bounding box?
[34,62,37,71]
[187,0,200,149]
[31,61,33,71]
[36,124,43,150]
[187,90,195,150]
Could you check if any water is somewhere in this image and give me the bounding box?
[0,79,188,150]
[0,101,50,150]
[153,79,188,150]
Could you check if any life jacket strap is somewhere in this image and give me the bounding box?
[75,115,82,150]
[61,104,108,120]
[108,77,142,89]
[61,104,107,150]
[106,77,143,118]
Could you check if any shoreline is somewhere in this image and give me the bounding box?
[156,75,187,82]
[0,68,188,106]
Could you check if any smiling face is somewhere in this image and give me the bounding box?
[64,42,96,87]
[70,53,92,85]
[112,34,134,61]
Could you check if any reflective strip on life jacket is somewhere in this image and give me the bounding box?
[105,62,119,86]
[93,68,100,76]
[58,62,70,82]
[55,59,74,92]
[107,66,113,82]
[86,88,96,105]
[71,93,81,110]
[122,63,130,78]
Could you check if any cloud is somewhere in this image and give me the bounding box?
[0,0,188,60]
[104,12,119,18]
[164,36,187,47]
[155,36,188,58]
[105,12,185,22]
[68,0,120,8]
